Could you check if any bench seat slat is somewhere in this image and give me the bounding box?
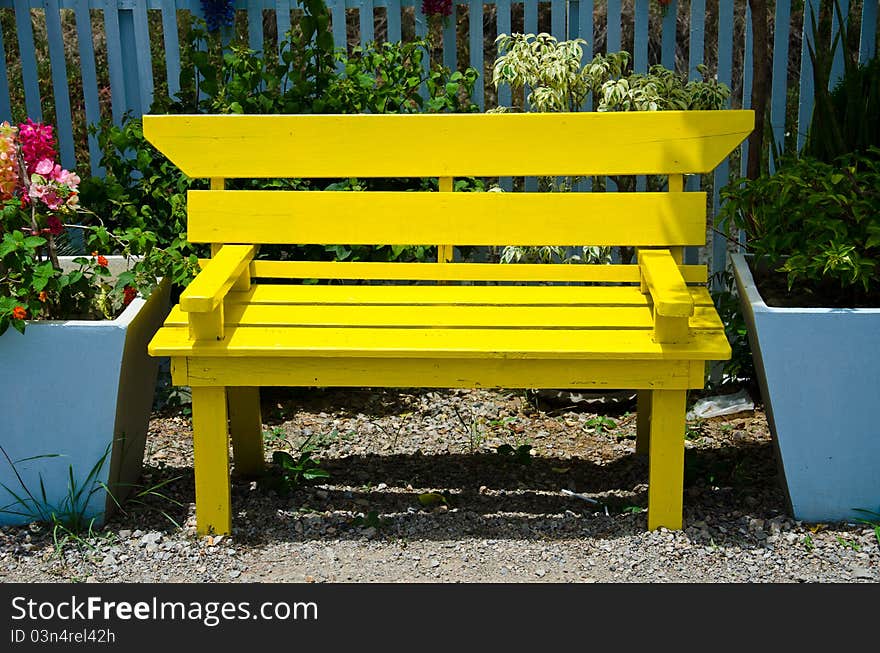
[164,303,725,330]
[231,261,709,284]
[187,191,707,247]
[150,324,731,360]
[225,284,716,307]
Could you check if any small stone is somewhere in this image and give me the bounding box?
[536,569,546,578]
[852,567,874,580]
[748,518,765,533]
[315,490,329,500]
[229,570,241,579]
[430,560,440,568]
[118,530,132,539]
[141,532,163,546]
[100,555,117,567]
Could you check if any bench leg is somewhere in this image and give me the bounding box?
[228,387,265,478]
[647,389,686,531]
[636,390,652,454]
[191,386,232,536]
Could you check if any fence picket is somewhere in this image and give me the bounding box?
[103,2,126,124]
[712,0,734,279]
[247,0,262,50]
[797,0,819,151]
[0,23,10,121]
[13,0,41,121]
[132,1,155,113]
[359,0,374,45]
[861,0,878,63]
[830,0,850,88]
[741,0,752,180]
[551,0,564,38]
[387,0,401,42]
[161,0,182,99]
[414,2,428,101]
[442,5,455,71]
[74,0,103,175]
[769,0,790,170]
[469,0,483,109]
[607,0,620,53]
[275,0,291,44]
[633,0,647,73]
[661,0,676,71]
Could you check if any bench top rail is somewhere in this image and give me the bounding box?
[143,111,753,178]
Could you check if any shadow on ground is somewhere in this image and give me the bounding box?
[113,439,787,551]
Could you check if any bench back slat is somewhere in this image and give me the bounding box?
[143,111,754,178]
[187,190,707,246]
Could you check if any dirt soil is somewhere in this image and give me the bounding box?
[1,387,878,583]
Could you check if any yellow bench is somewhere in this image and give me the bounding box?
[143,111,752,536]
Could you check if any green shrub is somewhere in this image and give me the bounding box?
[720,149,880,307]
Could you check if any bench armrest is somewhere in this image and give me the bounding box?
[638,249,694,343]
[180,245,256,313]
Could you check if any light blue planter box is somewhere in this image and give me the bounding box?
[731,253,880,523]
[0,266,170,527]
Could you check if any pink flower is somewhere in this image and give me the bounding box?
[56,168,80,188]
[18,120,57,176]
[35,158,54,176]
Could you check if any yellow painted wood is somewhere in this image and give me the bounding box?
[223,260,709,284]
[227,387,264,477]
[149,324,733,360]
[183,356,698,389]
[636,392,652,451]
[689,361,707,387]
[636,390,652,455]
[188,307,224,341]
[438,176,454,264]
[654,314,690,344]
[171,357,188,386]
[165,303,726,330]
[210,177,225,191]
[191,386,232,535]
[225,283,717,307]
[142,111,754,178]
[668,174,684,193]
[647,389,687,530]
[187,191,707,246]
[638,249,694,317]
[180,244,256,313]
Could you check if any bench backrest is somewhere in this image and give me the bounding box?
[143,111,752,279]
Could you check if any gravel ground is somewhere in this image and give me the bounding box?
[1,387,878,583]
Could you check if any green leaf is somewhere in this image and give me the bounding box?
[417,492,447,507]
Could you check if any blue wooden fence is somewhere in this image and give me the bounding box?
[0,0,878,276]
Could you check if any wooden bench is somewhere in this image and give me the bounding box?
[143,111,752,536]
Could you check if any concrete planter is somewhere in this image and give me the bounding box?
[0,258,170,526]
[731,253,880,523]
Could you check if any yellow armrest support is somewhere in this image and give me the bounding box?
[180,244,256,313]
[638,249,695,318]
